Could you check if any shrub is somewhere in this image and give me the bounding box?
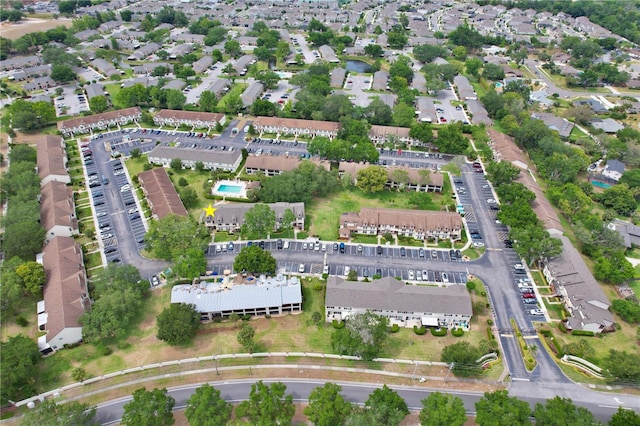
[15,315,28,327]
[96,344,112,356]
[117,341,131,350]
[414,325,427,335]
[558,321,568,333]
[570,330,595,337]
[466,281,476,292]
[487,319,493,326]
[242,314,252,321]
[430,327,447,337]
[313,283,323,291]
[332,319,345,329]
[486,327,495,340]
[451,327,464,337]
[390,323,400,333]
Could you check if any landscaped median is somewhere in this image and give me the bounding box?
[510,319,537,372]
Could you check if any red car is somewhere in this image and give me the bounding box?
[522,293,536,299]
[440,117,447,123]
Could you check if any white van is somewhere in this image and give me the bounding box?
[283,240,290,249]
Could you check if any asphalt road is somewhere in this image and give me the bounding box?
[94,378,638,425]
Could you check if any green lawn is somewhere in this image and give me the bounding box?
[217,83,247,111]
[351,235,379,244]
[307,188,448,240]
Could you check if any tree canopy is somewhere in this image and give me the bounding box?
[441,341,484,378]
[363,384,409,426]
[185,384,232,426]
[121,387,175,426]
[157,303,200,346]
[304,382,352,426]
[331,311,389,361]
[20,400,96,426]
[533,396,598,426]
[475,390,532,426]
[233,245,277,275]
[356,166,388,193]
[241,204,276,239]
[144,214,210,261]
[236,381,295,426]
[0,334,41,404]
[419,392,467,426]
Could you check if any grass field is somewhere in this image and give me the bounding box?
[307,187,447,240]
[31,277,496,394]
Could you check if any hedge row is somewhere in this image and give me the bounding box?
[571,329,595,337]
[558,321,568,333]
[430,327,447,337]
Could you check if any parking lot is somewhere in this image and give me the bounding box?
[81,141,147,265]
[207,240,469,284]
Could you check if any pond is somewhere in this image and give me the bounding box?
[345,59,372,73]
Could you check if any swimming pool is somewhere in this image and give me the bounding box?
[592,181,612,189]
[212,180,247,198]
[495,82,503,88]
[217,184,243,194]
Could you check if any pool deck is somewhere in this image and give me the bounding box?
[211,180,248,199]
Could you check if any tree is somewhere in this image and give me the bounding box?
[331,311,389,361]
[281,208,296,231]
[485,161,521,186]
[89,95,108,113]
[0,334,40,404]
[9,100,55,130]
[420,392,467,426]
[392,102,416,128]
[435,124,469,154]
[166,89,186,110]
[609,407,640,426]
[365,97,393,125]
[237,323,256,353]
[157,303,200,346]
[256,70,280,90]
[611,299,640,323]
[533,396,598,426]
[50,64,76,83]
[594,251,635,285]
[475,390,532,426]
[413,44,448,63]
[482,63,505,81]
[233,245,277,275]
[145,215,209,261]
[179,187,198,209]
[15,261,45,295]
[170,158,182,171]
[20,400,96,426]
[304,382,352,426]
[199,90,217,112]
[120,9,132,21]
[224,39,242,58]
[510,226,562,266]
[185,384,232,426]
[410,122,434,144]
[603,350,640,384]
[361,385,409,426]
[121,387,175,426]
[599,184,636,216]
[251,99,277,117]
[364,44,383,57]
[241,203,276,238]
[441,341,483,378]
[236,381,295,426]
[356,166,388,193]
[448,25,484,49]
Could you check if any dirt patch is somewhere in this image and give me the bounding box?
[0,18,72,40]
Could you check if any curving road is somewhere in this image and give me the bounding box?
[94,378,638,425]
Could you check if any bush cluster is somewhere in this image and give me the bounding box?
[332,319,345,329]
[430,327,447,337]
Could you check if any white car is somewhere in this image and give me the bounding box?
[314,242,320,251]
[323,264,329,274]
[408,270,415,280]
[101,233,113,240]
[473,242,485,247]
[344,266,350,276]
[441,272,449,283]
[422,270,429,281]
[530,309,544,316]
[128,207,138,214]
[298,263,305,273]
[120,184,131,192]
[486,198,496,204]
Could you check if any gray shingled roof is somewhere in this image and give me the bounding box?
[326,276,472,316]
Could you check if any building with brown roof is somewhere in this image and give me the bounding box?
[326,276,472,330]
[138,167,188,220]
[37,236,90,353]
[245,155,330,176]
[37,135,70,186]
[153,109,226,128]
[368,125,416,145]
[487,129,562,232]
[253,117,341,138]
[338,162,444,193]
[40,181,78,242]
[57,107,142,136]
[543,231,615,334]
[340,208,462,241]
[206,202,305,232]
